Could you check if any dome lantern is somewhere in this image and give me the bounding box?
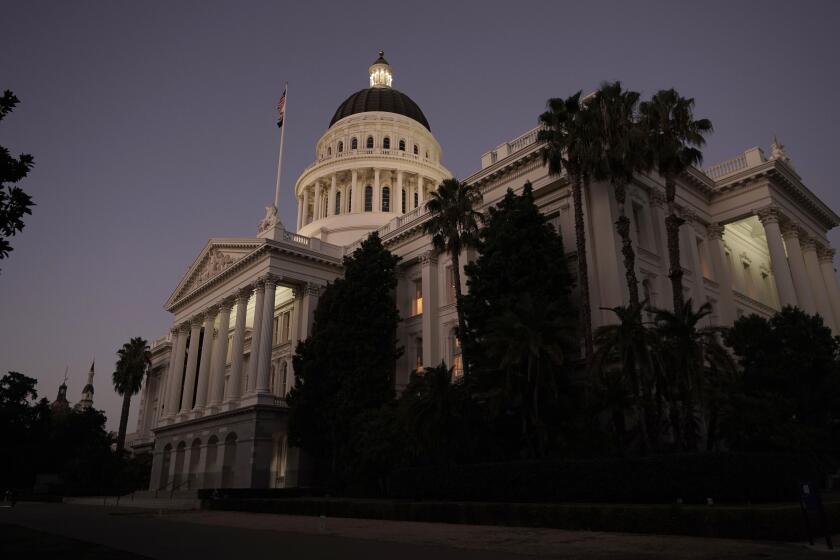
[369,50,393,88]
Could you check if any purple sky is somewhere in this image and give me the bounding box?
[2,0,839,430]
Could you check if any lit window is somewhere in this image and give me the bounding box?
[364,186,373,212]
[399,139,406,151]
[382,186,390,212]
[451,330,463,378]
[412,278,423,316]
[335,191,341,215]
[351,137,358,150]
[366,136,374,149]
[383,137,390,150]
[338,141,343,153]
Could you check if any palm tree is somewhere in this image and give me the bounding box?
[112,337,151,452]
[589,82,649,308]
[538,94,600,363]
[639,90,712,312]
[423,178,483,377]
[653,300,734,450]
[593,302,661,453]
[404,362,459,464]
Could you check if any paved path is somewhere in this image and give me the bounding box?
[1,502,835,559]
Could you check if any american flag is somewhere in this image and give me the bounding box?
[276,86,287,128]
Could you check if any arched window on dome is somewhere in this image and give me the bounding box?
[413,144,419,155]
[327,147,332,156]
[366,136,374,149]
[382,186,391,212]
[351,137,358,150]
[383,137,391,150]
[425,150,430,159]
[337,141,343,153]
[399,139,406,151]
[364,186,373,212]
[335,191,341,215]
[401,189,406,213]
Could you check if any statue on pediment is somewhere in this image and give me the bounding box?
[258,205,279,233]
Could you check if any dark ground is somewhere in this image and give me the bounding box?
[0,502,835,559]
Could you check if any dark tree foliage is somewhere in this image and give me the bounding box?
[723,307,840,454]
[0,90,35,268]
[287,232,402,490]
[0,372,50,488]
[461,183,579,458]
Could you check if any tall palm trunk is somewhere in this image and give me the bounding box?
[571,175,594,364]
[451,248,470,378]
[116,392,131,452]
[664,175,685,312]
[613,180,640,308]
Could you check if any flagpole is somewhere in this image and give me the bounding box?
[273,82,288,211]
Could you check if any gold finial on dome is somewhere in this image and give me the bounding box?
[369,50,393,88]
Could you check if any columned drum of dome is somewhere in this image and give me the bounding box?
[295,52,452,246]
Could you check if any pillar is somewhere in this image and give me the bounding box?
[684,219,706,310]
[421,251,440,367]
[328,174,337,217]
[417,176,425,207]
[313,182,322,220]
[246,280,266,393]
[707,224,736,325]
[256,277,277,393]
[818,247,840,330]
[802,238,837,330]
[208,298,233,407]
[166,323,189,418]
[351,170,360,214]
[291,284,319,391]
[757,207,798,308]
[179,317,203,414]
[781,225,816,314]
[193,307,217,410]
[160,328,177,419]
[301,187,310,227]
[373,168,381,212]
[397,170,404,214]
[226,288,250,402]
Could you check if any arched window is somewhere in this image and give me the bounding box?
[399,139,406,151]
[383,137,390,150]
[382,186,390,212]
[347,187,352,212]
[413,144,419,155]
[425,150,430,159]
[401,189,406,213]
[366,136,374,149]
[351,137,358,150]
[364,185,373,212]
[413,191,419,209]
[335,191,341,215]
[337,141,343,153]
[451,329,463,378]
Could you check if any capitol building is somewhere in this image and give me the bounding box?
[132,53,840,490]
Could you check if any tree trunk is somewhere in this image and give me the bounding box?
[664,174,685,313]
[452,249,470,378]
[571,175,594,364]
[116,392,131,453]
[613,180,640,308]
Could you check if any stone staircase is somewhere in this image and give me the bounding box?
[64,489,202,510]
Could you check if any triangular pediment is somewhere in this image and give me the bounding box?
[166,238,264,308]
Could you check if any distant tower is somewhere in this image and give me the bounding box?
[51,367,70,412]
[79,361,95,410]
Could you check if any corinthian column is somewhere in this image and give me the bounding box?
[162,327,179,419]
[256,276,278,393]
[193,306,217,410]
[802,238,837,330]
[328,174,337,217]
[313,181,323,220]
[781,225,816,314]
[208,298,233,407]
[373,168,381,211]
[179,317,203,414]
[757,207,797,308]
[421,251,439,367]
[397,170,404,214]
[226,288,250,402]
[246,279,266,393]
[166,323,189,418]
[706,223,735,325]
[818,247,840,330]
[301,187,310,227]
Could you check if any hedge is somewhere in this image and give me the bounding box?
[388,453,833,504]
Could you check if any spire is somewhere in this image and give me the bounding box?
[80,360,95,410]
[369,50,393,88]
[52,367,69,412]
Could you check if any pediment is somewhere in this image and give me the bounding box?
[166,238,264,308]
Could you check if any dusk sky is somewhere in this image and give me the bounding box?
[2,0,839,430]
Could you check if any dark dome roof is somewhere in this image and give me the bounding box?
[330,88,430,131]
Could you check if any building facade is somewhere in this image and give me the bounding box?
[135,53,840,489]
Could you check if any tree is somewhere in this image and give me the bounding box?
[287,232,401,489]
[639,90,712,312]
[461,183,578,458]
[400,362,462,465]
[423,178,483,377]
[723,307,840,453]
[589,82,648,308]
[112,337,151,453]
[538,93,599,362]
[0,90,35,269]
[653,300,734,451]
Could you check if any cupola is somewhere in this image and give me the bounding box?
[369,50,393,88]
